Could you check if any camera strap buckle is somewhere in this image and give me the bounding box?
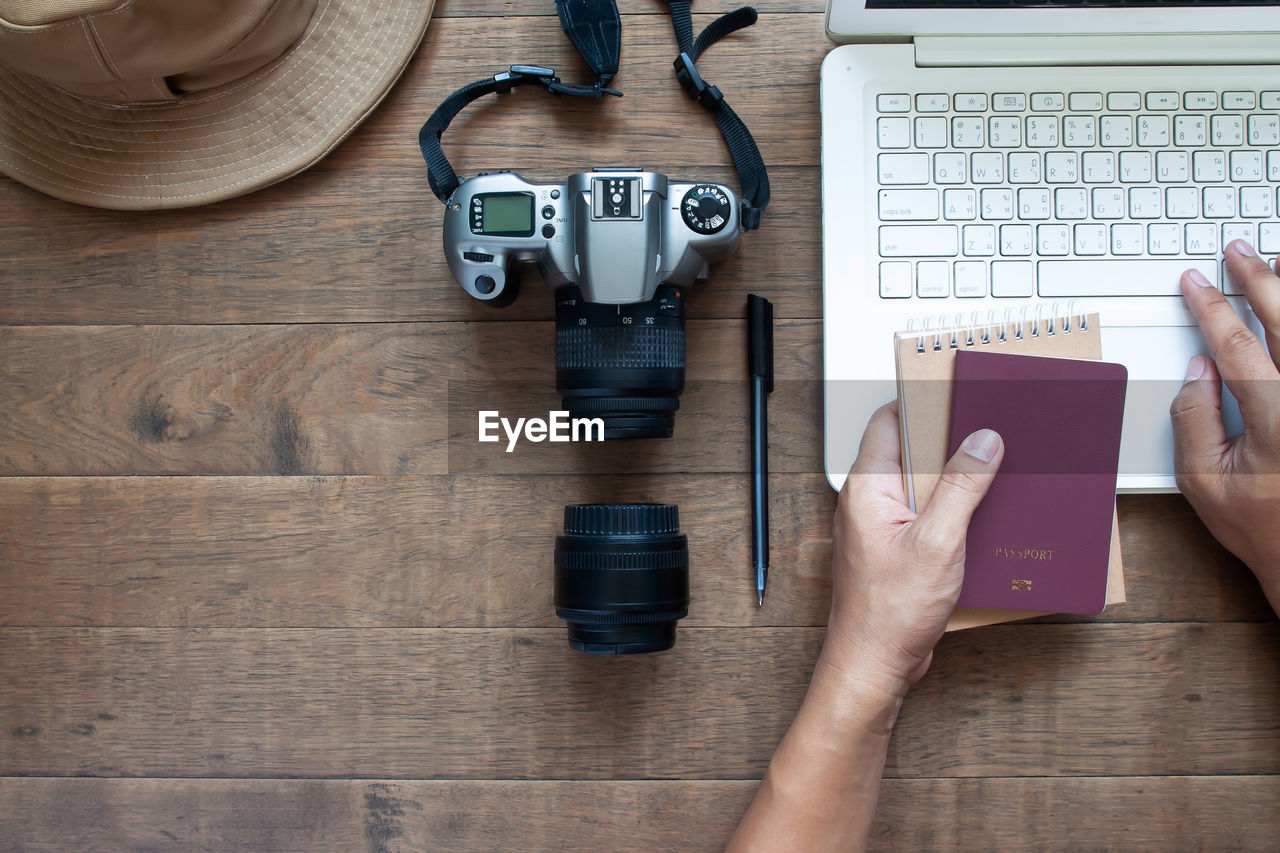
[496,65,556,94]
[673,53,722,110]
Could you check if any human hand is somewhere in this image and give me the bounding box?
[1173,240,1280,613]
[825,401,1004,695]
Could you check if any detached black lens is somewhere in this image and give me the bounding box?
[554,283,686,439]
[554,503,690,654]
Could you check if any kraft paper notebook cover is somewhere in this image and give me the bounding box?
[894,311,1126,631]
[948,349,1127,614]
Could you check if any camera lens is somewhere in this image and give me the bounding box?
[554,283,685,439]
[554,503,690,654]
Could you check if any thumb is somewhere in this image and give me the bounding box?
[914,429,1004,555]
[1170,354,1228,477]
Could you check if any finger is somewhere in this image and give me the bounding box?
[1170,354,1229,478]
[1180,266,1280,420]
[850,400,902,477]
[1224,241,1280,359]
[913,429,1004,556]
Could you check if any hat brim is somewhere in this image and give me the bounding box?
[0,0,434,210]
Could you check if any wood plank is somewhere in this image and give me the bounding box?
[1,625,1277,779]
[0,14,826,325]
[1,776,1277,851]
[0,477,1270,628]
[0,320,821,476]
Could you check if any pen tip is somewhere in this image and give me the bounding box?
[757,592,763,607]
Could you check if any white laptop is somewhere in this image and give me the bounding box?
[821,0,1278,492]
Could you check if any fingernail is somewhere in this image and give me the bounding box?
[961,429,1000,463]
[1184,354,1206,383]
[1232,240,1258,257]
[1187,268,1213,288]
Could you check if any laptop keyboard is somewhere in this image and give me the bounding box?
[874,88,1280,300]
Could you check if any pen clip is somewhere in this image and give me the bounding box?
[748,294,774,393]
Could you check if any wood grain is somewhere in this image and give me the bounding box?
[3,1,1277,847]
[0,320,821,476]
[2,776,1277,852]
[0,14,825,326]
[0,478,1270,628]
[2,625,1277,779]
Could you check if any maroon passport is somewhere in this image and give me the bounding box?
[947,350,1127,615]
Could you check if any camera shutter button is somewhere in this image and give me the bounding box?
[475,274,496,295]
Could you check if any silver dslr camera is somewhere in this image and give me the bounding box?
[443,168,742,305]
[442,168,745,439]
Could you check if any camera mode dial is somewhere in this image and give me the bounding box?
[680,185,732,235]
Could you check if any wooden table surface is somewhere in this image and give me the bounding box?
[2,2,1279,850]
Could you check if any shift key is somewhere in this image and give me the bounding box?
[879,225,958,257]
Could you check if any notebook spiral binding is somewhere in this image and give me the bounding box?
[904,301,1089,354]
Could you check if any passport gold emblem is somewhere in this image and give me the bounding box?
[1011,579,1033,592]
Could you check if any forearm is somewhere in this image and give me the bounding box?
[728,645,908,852]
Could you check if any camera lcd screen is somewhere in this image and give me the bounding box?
[482,193,534,236]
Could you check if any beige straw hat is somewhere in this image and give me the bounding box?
[0,0,434,209]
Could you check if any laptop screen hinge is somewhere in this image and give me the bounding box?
[915,34,1280,68]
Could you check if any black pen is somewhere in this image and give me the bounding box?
[747,295,774,606]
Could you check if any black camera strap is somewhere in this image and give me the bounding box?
[418,0,769,231]
[665,1,769,231]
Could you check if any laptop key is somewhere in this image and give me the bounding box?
[1223,224,1256,294]
[877,94,910,112]
[1069,92,1103,111]
[1184,92,1217,110]
[916,261,950,297]
[991,261,1034,297]
[878,225,958,257]
[916,93,948,112]
[878,153,930,184]
[879,189,940,221]
[1223,91,1257,110]
[943,189,977,220]
[962,224,995,256]
[1038,259,1217,296]
[1031,93,1064,111]
[915,117,948,148]
[1107,92,1141,111]
[877,117,911,148]
[879,261,912,298]
[1260,222,1280,254]
[1185,224,1219,255]
[992,93,1025,112]
[954,261,987,297]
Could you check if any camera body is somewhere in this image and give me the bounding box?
[443,168,742,305]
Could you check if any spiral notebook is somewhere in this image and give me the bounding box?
[894,310,1126,630]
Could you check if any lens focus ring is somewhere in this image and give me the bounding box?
[555,324,685,370]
